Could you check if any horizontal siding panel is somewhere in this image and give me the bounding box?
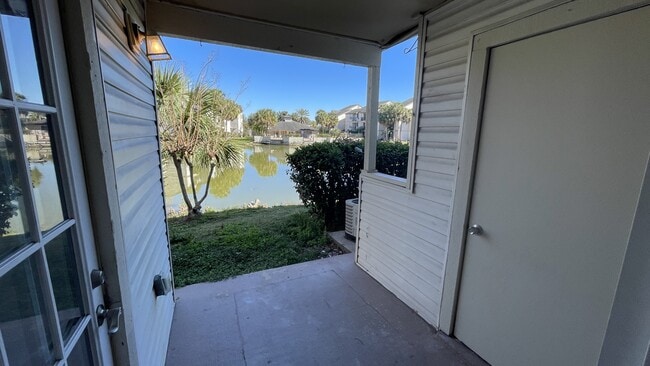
[362,180,450,220]
[418,109,462,127]
[111,136,160,168]
[100,50,156,106]
[359,223,443,289]
[422,62,467,84]
[361,190,449,235]
[414,169,456,191]
[123,190,166,256]
[130,229,167,305]
[118,165,163,218]
[361,201,448,247]
[96,23,151,85]
[357,246,438,324]
[413,184,453,207]
[418,126,460,144]
[423,39,469,68]
[421,79,466,99]
[105,84,156,121]
[423,56,467,76]
[358,219,446,271]
[416,141,458,160]
[115,152,162,196]
[419,93,464,113]
[109,113,158,141]
[127,211,167,273]
[415,156,457,176]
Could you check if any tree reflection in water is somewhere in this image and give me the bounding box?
[248,150,277,177]
[209,166,245,198]
[163,157,245,198]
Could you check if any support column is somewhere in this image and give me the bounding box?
[364,64,380,172]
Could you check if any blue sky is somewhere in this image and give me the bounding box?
[159,36,417,118]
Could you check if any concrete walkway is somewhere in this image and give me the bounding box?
[166,254,487,366]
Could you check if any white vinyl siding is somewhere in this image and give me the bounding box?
[94,0,174,364]
[356,0,558,328]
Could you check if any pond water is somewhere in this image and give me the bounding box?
[163,144,302,212]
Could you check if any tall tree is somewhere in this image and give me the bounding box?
[292,108,310,124]
[277,110,289,121]
[155,65,244,217]
[315,109,338,130]
[247,108,277,134]
[378,103,410,141]
[208,89,243,129]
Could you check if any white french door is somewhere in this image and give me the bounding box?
[0,0,112,365]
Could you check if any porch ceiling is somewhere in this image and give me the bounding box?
[146,0,448,66]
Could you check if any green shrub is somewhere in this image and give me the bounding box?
[287,140,363,230]
[377,142,409,178]
[287,140,409,230]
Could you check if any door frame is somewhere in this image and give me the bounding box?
[440,0,650,337]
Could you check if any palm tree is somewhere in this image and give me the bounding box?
[292,108,310,124]
[378,103,410,141]
[155,65,244,217]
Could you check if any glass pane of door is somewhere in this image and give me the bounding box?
[19,111,65,232]
[0,255,55,365]
[45,230,84,342]
[0,109,30,259]
[0,0,45,104]
[66,329,94,366]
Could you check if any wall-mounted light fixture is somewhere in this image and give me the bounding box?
[144,35,171,61]
[125,9,171,61]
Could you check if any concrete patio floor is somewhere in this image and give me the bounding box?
[165,253,487,366]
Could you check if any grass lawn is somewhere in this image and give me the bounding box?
[168,205,341,287]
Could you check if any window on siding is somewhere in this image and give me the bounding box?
[372,35,418,181]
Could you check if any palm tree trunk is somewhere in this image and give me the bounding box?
[172,157,194,214]
[184,157,199,204]
[196,164,215,208]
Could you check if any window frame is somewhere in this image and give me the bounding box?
[363,17,425,192]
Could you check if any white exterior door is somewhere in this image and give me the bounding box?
[455,7,650,366]
[0,0,112,364]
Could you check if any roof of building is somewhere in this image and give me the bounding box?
[269,120,318,132]
[336,104,362,115]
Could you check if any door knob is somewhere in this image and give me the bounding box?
[468,224,483,236]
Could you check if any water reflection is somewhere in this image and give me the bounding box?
[210,167,245,198]
[164,144,300,211]
[249,150,278,177]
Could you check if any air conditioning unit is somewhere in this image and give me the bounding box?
[345,198,359,239]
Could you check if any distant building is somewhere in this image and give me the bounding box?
[224,112,244,135]
[334,99,413,141]
[335,104,365,132]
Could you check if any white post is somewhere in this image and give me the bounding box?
[364,64,380,172]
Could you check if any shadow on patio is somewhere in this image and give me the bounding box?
[165,254,486,365]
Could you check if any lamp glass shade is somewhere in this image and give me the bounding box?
[146,35,171,61]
